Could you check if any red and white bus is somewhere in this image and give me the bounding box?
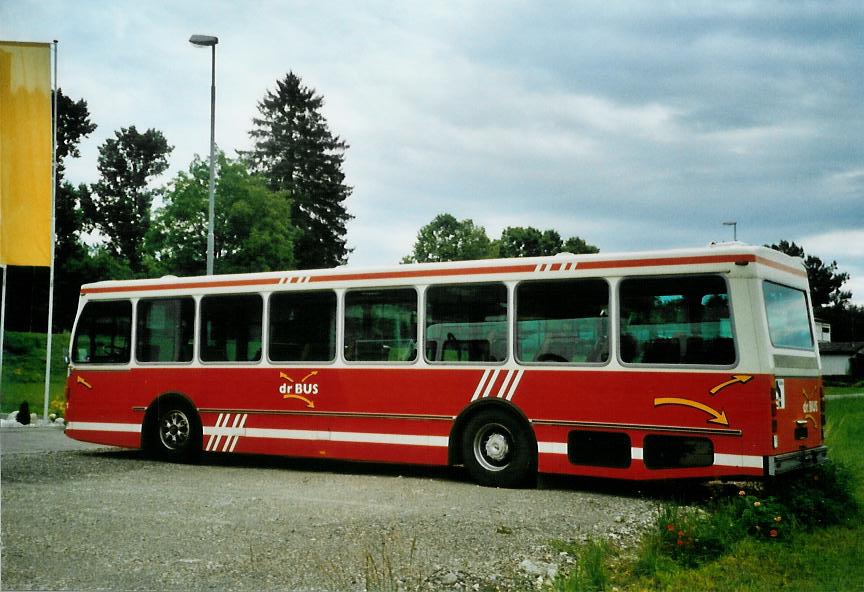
[65,244,826,486]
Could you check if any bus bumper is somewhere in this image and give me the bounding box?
[766,445,828,476]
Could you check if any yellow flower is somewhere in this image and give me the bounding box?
[754,501,761,507]
[774,516,782,523]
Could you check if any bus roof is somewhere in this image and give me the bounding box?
[79,243,806,296]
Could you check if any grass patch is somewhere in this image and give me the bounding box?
[552,397,864,591]
[1,332,69,416]
[824,384,864,396]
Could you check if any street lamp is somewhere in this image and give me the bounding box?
[722,221,738,242]
[189,34,219,275]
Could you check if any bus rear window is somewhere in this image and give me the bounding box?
[72,300,132,364]
[763,282,814,350]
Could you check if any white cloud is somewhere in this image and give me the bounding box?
[2,0,862,308]
[798,230,864,259]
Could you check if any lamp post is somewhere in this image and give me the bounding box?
[189,34,219,275]
[722,221,738,242]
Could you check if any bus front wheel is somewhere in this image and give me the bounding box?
[461,409,536,487]
[147,400,201,463]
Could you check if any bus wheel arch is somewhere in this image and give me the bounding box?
[142,392,202,463]
[450,401,537,488]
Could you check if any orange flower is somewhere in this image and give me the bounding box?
[738,490,746,496]
[678,530,685,537]
[676,539,684,546]
[667,524,676,532]
[769,529,778,538]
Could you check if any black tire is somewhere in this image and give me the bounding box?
[461,409,536,488]
[148,401,202,463]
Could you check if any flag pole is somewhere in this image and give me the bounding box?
[42,40,59,422]
[0,265,6,393]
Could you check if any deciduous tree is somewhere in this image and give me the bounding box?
[52,89,98,329]
[403,214,493,263]
[149,153,296,276]
[83,126,172,275]
[497,226,599,258]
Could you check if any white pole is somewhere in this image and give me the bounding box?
[206,42,216,275]
[0,265,6,394]
[42,40,59,422]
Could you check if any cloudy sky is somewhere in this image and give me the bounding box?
[3,1,862,302]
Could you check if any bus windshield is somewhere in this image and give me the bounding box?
[763,281,814,350]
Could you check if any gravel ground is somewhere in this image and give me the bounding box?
[1,434,658,591]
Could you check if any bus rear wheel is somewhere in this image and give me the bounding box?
[461,409,536,488]
[148,401,201,463]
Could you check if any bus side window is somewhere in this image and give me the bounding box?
[425,283,508,364]
[344,288,417,363]
[269,291,337,362]
[200,294,263,363]
[71,300,132,364]
[619,276,735,366]
[515,279,609,365]
[136,298,195,363]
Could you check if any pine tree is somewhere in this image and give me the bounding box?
[245,72,353,269]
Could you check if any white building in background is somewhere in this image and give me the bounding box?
[818,342,864,377]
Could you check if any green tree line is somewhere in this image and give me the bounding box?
[5,76,861,341]
[30,72,352,330]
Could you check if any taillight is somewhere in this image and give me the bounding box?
[64,378,71,415]
[771,380,778,448]
[819,383,826,440]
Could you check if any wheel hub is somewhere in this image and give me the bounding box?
[484,433,510,461]
[159,410,190,450]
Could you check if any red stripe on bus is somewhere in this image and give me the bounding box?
[79,252,803,295]
[309,264,537,283]
[754,256,807,278]
[577,253,757,271]
[81,277,283,294]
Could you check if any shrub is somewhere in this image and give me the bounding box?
[765,461,860,529]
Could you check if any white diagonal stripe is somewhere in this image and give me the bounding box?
[471,369,492,401]
[481,369,501,398]
[505,369,524,401]
[228,414,248,452]
[496,369,515,398]
[205,413,224,451]
[210,413,230,452]
[222,413,243,452]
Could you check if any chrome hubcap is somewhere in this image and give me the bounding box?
[159,410,190,450]
[473,423,513,472]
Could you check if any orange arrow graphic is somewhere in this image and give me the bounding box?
[300,371,319,383]
[804,414,818,427]
[654,397,729,425]
[279,372,294,383]
[709,375,753,395]
[283,394,315,408]
[76,375,93,390]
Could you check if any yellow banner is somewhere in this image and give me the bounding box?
[0,41,52,267]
